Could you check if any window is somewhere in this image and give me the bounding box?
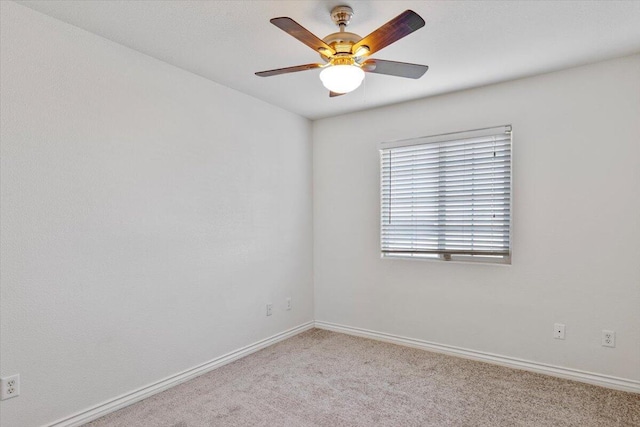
[380,125,512,264]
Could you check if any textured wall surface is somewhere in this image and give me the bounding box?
[313,54,640,382]
[0,3,313,426]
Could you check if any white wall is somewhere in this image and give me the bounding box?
[314,54,640,382]
[0,3,313,426]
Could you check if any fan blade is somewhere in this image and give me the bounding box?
[362,59,428,79]
[270,17,336,56]
[329,91,345,98]
[255,63,323,77]
[352,10,425,57]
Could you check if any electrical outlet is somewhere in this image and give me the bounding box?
[553,323,565,340]
[266,303,272,316]
[1,374,20,400]
[602,330,615,347]
[286,297,291,310]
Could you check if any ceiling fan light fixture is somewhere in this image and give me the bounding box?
[256,8,428,98]
[319,64,365,94]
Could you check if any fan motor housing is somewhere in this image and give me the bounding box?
[320,32,361,61]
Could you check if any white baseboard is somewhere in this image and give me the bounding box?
[45,318,639,427]
[47,321,315,427]
[314,320,640,394]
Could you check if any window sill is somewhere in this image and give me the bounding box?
[381,253,511,266]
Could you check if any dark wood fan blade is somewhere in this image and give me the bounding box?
[255,63,323,77]
[362,59,428,79]
[329,91,345,98]
[352,10,425,57]
[271,17,336,56]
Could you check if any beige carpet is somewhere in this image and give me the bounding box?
[86,329,640,426]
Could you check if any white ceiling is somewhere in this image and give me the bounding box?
[16,0,640,120]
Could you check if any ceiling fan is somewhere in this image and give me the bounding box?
[255,6,428,97]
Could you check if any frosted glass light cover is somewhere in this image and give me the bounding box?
[319,65,365,94]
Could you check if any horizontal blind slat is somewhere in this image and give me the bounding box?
[382,152,511,168]
[384,134,511,153]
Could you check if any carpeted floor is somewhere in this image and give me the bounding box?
[86,329,640,426]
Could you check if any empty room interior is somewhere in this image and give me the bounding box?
[1,1,640,426]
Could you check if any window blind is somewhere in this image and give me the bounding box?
[380,126,512,262]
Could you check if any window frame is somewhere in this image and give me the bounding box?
[379,125,513,265]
